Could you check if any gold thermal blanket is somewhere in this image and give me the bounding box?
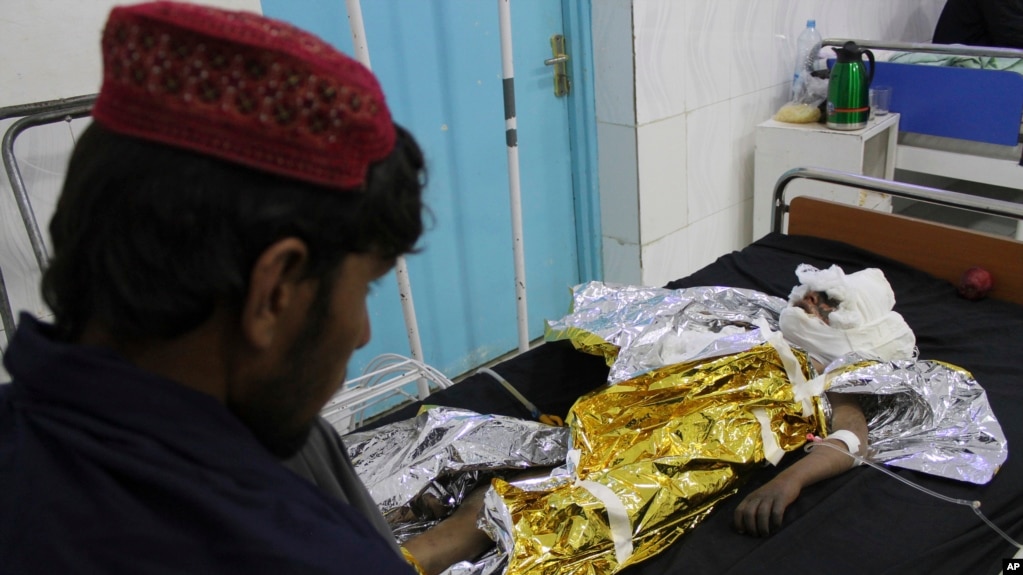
[489,344,822,575]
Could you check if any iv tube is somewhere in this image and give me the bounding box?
[805,441,1022,551]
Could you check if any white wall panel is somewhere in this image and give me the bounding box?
[1,0,262,108]
[597,0,947,286]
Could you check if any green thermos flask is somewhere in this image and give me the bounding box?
[827,41,875,130]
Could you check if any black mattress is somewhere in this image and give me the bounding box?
[361,232,1023,575]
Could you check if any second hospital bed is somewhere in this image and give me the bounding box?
[822,39,1023,239]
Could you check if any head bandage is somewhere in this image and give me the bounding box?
[778,264,916,364]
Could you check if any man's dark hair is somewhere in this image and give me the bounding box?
[42,121,426,342]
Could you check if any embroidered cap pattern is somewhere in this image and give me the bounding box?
[92,1,395,190]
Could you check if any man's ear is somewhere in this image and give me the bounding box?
[241,237,312,350]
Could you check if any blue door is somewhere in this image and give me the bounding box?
[261,1,598,382]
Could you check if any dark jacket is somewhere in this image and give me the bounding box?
[0,315,413,574]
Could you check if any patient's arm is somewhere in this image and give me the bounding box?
[402,465,557,574]
[733,391,868,537]
[401,484,493,575]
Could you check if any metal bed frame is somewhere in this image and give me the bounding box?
[821,38,1023,60]
[0,95,96,342]
[771,166,1023,234]
[821,39,1023,232]
[771,166,1023,307]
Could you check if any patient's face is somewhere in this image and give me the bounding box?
[792,290,839,325]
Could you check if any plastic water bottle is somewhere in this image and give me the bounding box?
[790,19,822,102]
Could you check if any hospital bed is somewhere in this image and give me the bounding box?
[359,168,1023,574]
[4,100,1021,571]
[823,39,1023,239]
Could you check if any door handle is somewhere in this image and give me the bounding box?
[546,34,570,97]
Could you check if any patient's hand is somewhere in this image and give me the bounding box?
[734,392,866,538]
[733,476,802,537]
[402,482,493,575]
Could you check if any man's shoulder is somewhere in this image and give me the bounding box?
[0,408,411,573]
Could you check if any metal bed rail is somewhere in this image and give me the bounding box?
[821,39,1023,60]
[771,166,1023,235]
[0,95,97,342]
[819,39,1023,234]
[0,94,97,124]
[2,99,96,270]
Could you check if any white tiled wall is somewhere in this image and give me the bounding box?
[594,0,947,286]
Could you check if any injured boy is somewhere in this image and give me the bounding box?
[342,264,1006,575]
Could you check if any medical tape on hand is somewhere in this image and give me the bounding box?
[826,429,862,465]
[752,407,784,466]
[566,449,634,565]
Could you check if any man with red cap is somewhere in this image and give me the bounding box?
[0,2,487,573]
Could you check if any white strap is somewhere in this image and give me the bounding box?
[752,407,784,465]
[566,448,581,475]
[756,318,806,388]
[567,449,634,565]
[756,318,821,414]
[576,480,634,565]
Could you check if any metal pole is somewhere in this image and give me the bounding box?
[497,0,530,353]
[344,0,372,68]
[0,267,15,348]
[344,0,429,399]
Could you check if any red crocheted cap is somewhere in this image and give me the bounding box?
[92,1,395,190]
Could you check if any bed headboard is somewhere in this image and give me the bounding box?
[788,196,1023,305]
[872,62,1023,146]
[774,167,1023,306]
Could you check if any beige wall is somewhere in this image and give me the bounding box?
[594,0,947,287]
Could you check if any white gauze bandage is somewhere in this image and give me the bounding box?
[778,264,916,364]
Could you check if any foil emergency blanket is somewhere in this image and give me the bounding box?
[544,282,788,384]
[344,407,570,543]
[823,356,1008,484]
[469,281,1006,575]
[542,282,1007,484]
[484,345,820,575]
[344,282,1006,575]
